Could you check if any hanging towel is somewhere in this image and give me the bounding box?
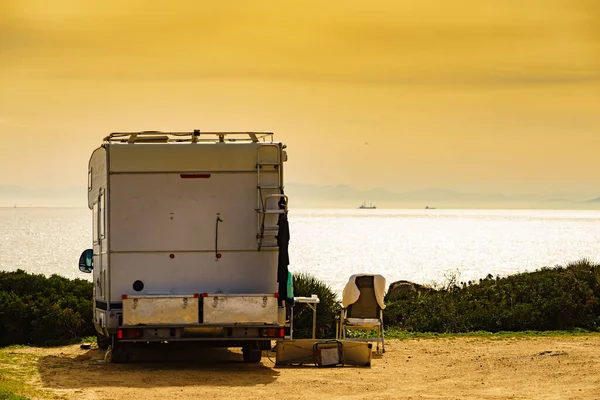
[342,274,387,309]
[277,211,291,304]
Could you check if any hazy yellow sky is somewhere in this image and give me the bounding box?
[1,0,599,200]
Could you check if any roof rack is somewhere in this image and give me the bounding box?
[104,131,275,144]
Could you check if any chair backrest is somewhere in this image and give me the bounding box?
[347,276,380,319]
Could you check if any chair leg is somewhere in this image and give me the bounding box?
[340,311,346,340]
[379,310,385,354]
[381,325,385,354]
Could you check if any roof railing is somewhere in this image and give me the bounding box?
[104,131,275,144]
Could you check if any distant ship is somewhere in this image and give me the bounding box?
[358,202,376,209]
[425,206,436,209]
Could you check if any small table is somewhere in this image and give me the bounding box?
[289,295,320,339]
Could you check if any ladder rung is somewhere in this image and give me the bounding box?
[259,231,278,237]
[257,143,283,252]
[257,185,281,189]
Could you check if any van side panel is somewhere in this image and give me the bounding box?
[88,147,107,209]
[87,146,110,332]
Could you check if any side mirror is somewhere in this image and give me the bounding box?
[78,249,93,273]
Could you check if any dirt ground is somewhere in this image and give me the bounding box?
[5,336,600,400]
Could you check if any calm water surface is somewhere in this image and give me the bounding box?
[1,208,599,294]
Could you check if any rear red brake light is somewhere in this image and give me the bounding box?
[126,329,143,339]
[117,329,144,339]
[259,328,285,338]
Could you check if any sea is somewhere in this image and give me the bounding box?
[1,207,599,295]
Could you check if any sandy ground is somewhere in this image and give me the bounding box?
[5,336,600,400]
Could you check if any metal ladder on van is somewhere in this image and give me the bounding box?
[256,143,287,251]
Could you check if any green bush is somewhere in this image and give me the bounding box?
[291,272,341,339]
[0,270,94,346]
[384,259,600,333]
[0,389,29,400]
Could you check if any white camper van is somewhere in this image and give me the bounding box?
[78,131,290,362]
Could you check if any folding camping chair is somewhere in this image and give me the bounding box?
[337,275,385,353]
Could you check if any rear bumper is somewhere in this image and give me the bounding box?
[116,324,286,342]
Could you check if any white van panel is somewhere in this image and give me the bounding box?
[203,295,279,324]
[109,172,276,252]
[110,251,278,302]
[109,143,279,173]
[123,296,200,325]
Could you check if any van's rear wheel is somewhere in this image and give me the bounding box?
[242,342,262,363]
[105,338,130,363]
[106,345,130,363]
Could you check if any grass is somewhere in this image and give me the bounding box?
[0,351,64,400]
[384,327,600,340]
[0,388,29,400]
[1,337,96,351]
[0,337,94,400]
[0,351,38,400]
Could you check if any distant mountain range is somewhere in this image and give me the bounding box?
[283,183,600,209]
[1,183,599,209]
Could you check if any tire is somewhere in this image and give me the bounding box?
[96,333,110,350]
[242,342,263,363]
[110,348,129,363]
[258,340,272,351]
[106,340,130,363]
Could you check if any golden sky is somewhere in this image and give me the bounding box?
[1,0,599,201]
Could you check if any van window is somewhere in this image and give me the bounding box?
[99,190,106,239]
[92,202,98,243]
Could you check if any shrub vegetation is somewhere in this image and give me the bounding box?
[291,272,341,339]
[0,270,94,346]
[2,260,600,347]
[384,259,600,333]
